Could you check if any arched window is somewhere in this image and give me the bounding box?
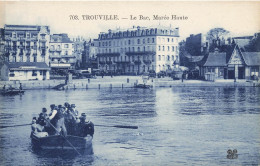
[172,46,174,52]
[167,55,170,61]
[158,46,161,51]
[162,46,165,51]
[158,55,161,61]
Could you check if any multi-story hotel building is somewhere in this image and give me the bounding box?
[3,24,50,64]
[49,33,76,70]
[95,25,180,74]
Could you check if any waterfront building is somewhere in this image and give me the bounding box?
[203,45,260,81]
[49,33,76,70]
[1,62,50,81]
[73,36,86,68]
[3,25,50,65]
[185,33,209,56]
[95,25,180,74]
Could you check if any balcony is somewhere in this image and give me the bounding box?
[26,51,31,55]
[40,46,47,49]
[125,51,156,56]
[143,60,152,64]
[39,38,47,42]
[134,60,142,65]
[49,48,55,52]
[96,53,120,57]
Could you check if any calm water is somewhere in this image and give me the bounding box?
[0,87,259,165]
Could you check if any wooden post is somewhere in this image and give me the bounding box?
[122,84,123,89]
[98,84,100,89]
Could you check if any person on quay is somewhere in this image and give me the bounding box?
[48,106,67,136]
[77,113,94,137]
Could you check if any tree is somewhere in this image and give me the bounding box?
[244,34,260,52]
[207,28,230,52]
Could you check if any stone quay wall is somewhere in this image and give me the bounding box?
[0,76,259,90]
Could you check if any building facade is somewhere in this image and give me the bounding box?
[95,26,180,74]
[1,62,50,81]
[185,33,209,56]
[203,45,260,81]
[73,36,86,68]
[49,33,76,70]
[3,25,50,65]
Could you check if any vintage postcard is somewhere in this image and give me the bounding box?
[0,1,259,165]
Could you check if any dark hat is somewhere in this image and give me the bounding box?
[64,102,69,107]
[42,108,47,112]
[81,113,86,117]
[58,105,62,108]
[71,104,76,108]
[50,104,55,108]
[33,117,37,120]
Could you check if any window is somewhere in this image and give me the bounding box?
[162,55,165,61]
[167,55,170,61]
[158,55,161,61]
[143,39,145,44]
[65,51,68,55]
[64,44,68,48]
[143,46,145,52]
[32,71,37,76]
[152,38,155,43]
[162,46,165,51]
[158,46,161,51]
[172,55,174,61]
[128,40,131,45]
[168,46,170,51]
[137,39,140,44]
[147,38,150,43]
[167,38,170,42]
[9,71,15,77]
[132,47,135,52]
[172,46,174,52]
[138,47,140,52]
[172,38,174,42]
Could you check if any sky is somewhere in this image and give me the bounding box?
[0,1,259,40]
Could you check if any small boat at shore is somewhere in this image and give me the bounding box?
[134,84,151,89]
[31,132,92,150]
[0,89,25,95]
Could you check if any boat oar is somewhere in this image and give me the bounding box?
[43,118,82,156]
[0,123,32,128]
[95,124,138,129]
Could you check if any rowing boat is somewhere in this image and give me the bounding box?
[0,89,25,95]
[31,132,93,150]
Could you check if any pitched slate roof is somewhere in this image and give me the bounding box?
[203,52,227,66]
[5,62,50,70]
[242,52,260,66]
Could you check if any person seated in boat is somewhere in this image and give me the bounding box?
[76,113,94,137]
[48,106,67,136]
[70,104,79,118]
[64,104,79,135]
[36,112,47,132]
[64,102,70,111]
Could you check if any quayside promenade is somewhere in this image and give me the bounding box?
[0,76,259,90]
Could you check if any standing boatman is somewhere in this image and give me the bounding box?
[49,106,67,136]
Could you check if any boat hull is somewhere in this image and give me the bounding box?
[31,133,92,150]
[0,90,25,95]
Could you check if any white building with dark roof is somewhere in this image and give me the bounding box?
[94,25,180,74]
[3,24,50,65]
[1,62,50,81]
[49,33,76,70]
